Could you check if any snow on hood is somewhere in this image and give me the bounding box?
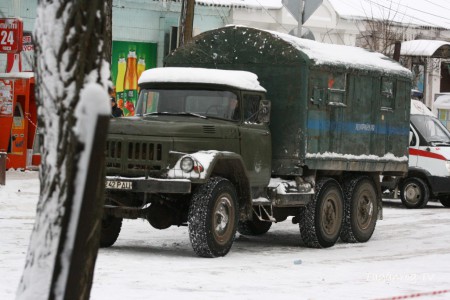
[138,67,266,92]
[411,99,435,116]
[267,30,411,77]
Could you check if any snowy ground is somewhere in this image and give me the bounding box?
[1,170,449,300]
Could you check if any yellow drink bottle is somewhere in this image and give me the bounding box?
[124,50,138,116]
[137,57,146,92]
[137,57,146,80]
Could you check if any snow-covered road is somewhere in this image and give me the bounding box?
[1,170,449,299]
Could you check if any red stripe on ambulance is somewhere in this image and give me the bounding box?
[409,148,447,161]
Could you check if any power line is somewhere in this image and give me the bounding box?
[337,0,450,29]
[384,0,450,22]
[253,0,292,33]
[203,0,231,24]
[423,0,450,12]
[360,0,450,28]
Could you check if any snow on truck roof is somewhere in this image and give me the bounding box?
[267,30,411,77]
[138,67,266,92]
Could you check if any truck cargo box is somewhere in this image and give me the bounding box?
[165,25,412,176]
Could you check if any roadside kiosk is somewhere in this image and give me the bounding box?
[0,72,40,169]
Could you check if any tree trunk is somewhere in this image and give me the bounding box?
[105,0,113,65]
[17,1,110,299]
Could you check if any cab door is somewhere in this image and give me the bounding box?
[11,103,25,155]
[238,93,271,187]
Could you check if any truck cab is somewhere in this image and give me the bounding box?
[401,100,450,208]
[103,67,271,257]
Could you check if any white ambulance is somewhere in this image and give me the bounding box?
[399,100,450,208]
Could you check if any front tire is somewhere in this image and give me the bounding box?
[340,176,378,243]
[400,177,429,208]
[100,215,122,248]
[188,177,238,258]
[299,178,344,248]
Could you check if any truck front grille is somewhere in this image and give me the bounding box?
[106,138,166,175]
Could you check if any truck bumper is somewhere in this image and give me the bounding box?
[105,176,191,194]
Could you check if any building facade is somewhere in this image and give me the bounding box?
[0,0,296,71]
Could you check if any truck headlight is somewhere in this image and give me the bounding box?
[446,161,450,174]
[180,157,194,173]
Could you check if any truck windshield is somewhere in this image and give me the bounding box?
[135,88,240,121]
[411,114,450,145]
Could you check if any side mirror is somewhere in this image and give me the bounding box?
[409,131,416,146]
[258,100,271,124]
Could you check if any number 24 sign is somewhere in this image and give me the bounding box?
[0,18,23,54]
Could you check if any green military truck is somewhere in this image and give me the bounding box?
[102,26,412,257]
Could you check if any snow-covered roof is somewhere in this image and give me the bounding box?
[138,67,266,92]
[411,99,435,116]
[328,0,450,29]
[268,29,411,77]
[196,0,282,9]
[401,40,450,57]
[434,94,450,110]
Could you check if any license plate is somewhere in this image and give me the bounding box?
[106,180,133,190]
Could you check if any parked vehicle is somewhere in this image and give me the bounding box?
[102,26,412,257]
[384,100,450,208]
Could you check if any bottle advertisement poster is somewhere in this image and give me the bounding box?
[111,41,157,116]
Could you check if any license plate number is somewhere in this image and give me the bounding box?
[106,180,133,190]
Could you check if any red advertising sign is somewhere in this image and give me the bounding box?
[0,18,23,53]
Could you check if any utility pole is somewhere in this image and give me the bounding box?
[297,0,305,38]
[179,0,195,47]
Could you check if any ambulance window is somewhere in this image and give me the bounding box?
[410,129,416,146]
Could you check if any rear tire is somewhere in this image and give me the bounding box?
[299,178,344,248]
[238,213,272,235]
[188,177,238,258]
[340,176,378,243]
[400,177,429,208]
[100,215,122,248]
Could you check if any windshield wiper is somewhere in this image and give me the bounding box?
[143,112,207,119]
[143,112,171,116]
[430,140,450,145]
[177,112,207,119]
